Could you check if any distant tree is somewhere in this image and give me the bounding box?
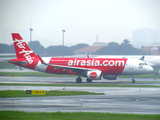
[45,45,73,56]
[0,43,15,53]
[108,42,119,47]
[95,40,150,55]
[119,40,150,55]
[122,39,130,44]
[8,44,15,53]
[140,46,145,49]
[0,44,7,53]
[95,42,120,55]
[28,41,45,54]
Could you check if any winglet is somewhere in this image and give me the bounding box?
[87,55,90,58]
[37,54,45,64]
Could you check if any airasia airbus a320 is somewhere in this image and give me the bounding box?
[9,33,153,83]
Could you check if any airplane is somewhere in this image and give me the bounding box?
[9,33,153,83]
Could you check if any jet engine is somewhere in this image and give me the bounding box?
[103,75,118,80]
[87,71,102,80]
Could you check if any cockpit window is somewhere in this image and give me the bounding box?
[139,63,147,66]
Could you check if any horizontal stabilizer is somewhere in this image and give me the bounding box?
[9,60,27,65]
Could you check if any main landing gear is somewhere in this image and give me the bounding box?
[76,77,93,83]
[76,77,82,83]
[131,75,135,83]
[86,78,92,83]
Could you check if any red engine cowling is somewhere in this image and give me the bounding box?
[103,75,118,80]
[87,71,102,80]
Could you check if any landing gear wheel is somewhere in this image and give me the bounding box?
[86,78,92,83]
[76,78,82,83]
[131,79,135,83]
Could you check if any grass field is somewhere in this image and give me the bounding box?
[0,111,160,120]
[0,72,75,77]
[0,61,16,69]
[0,90,104,98]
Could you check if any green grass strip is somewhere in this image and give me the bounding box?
[0,90,104,98]
[0,111,160,120]
[0,61,15,69]
[0,72,73,77]
[0,83,159,88]
[119,74,160,78]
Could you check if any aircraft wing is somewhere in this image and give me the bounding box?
[37,54,96,72]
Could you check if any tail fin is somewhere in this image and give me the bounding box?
[12,33,37,64]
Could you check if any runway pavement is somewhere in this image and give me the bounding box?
[0,76,160,114]
[0,76,160,86]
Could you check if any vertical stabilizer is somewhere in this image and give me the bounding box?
[12,33,37,64]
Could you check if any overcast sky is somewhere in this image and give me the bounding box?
[0,0,160,47]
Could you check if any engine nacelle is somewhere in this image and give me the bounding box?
[87,71,102,80]
[103,75,118,80]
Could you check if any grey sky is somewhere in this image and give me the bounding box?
[0,0,160,47]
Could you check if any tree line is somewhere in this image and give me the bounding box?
[95,40,149,55]
[0,41,89,56]
[0,39,150,56]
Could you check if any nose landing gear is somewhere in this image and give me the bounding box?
[131,75,135,83]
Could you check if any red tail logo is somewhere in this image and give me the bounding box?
[12,33,37,64]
